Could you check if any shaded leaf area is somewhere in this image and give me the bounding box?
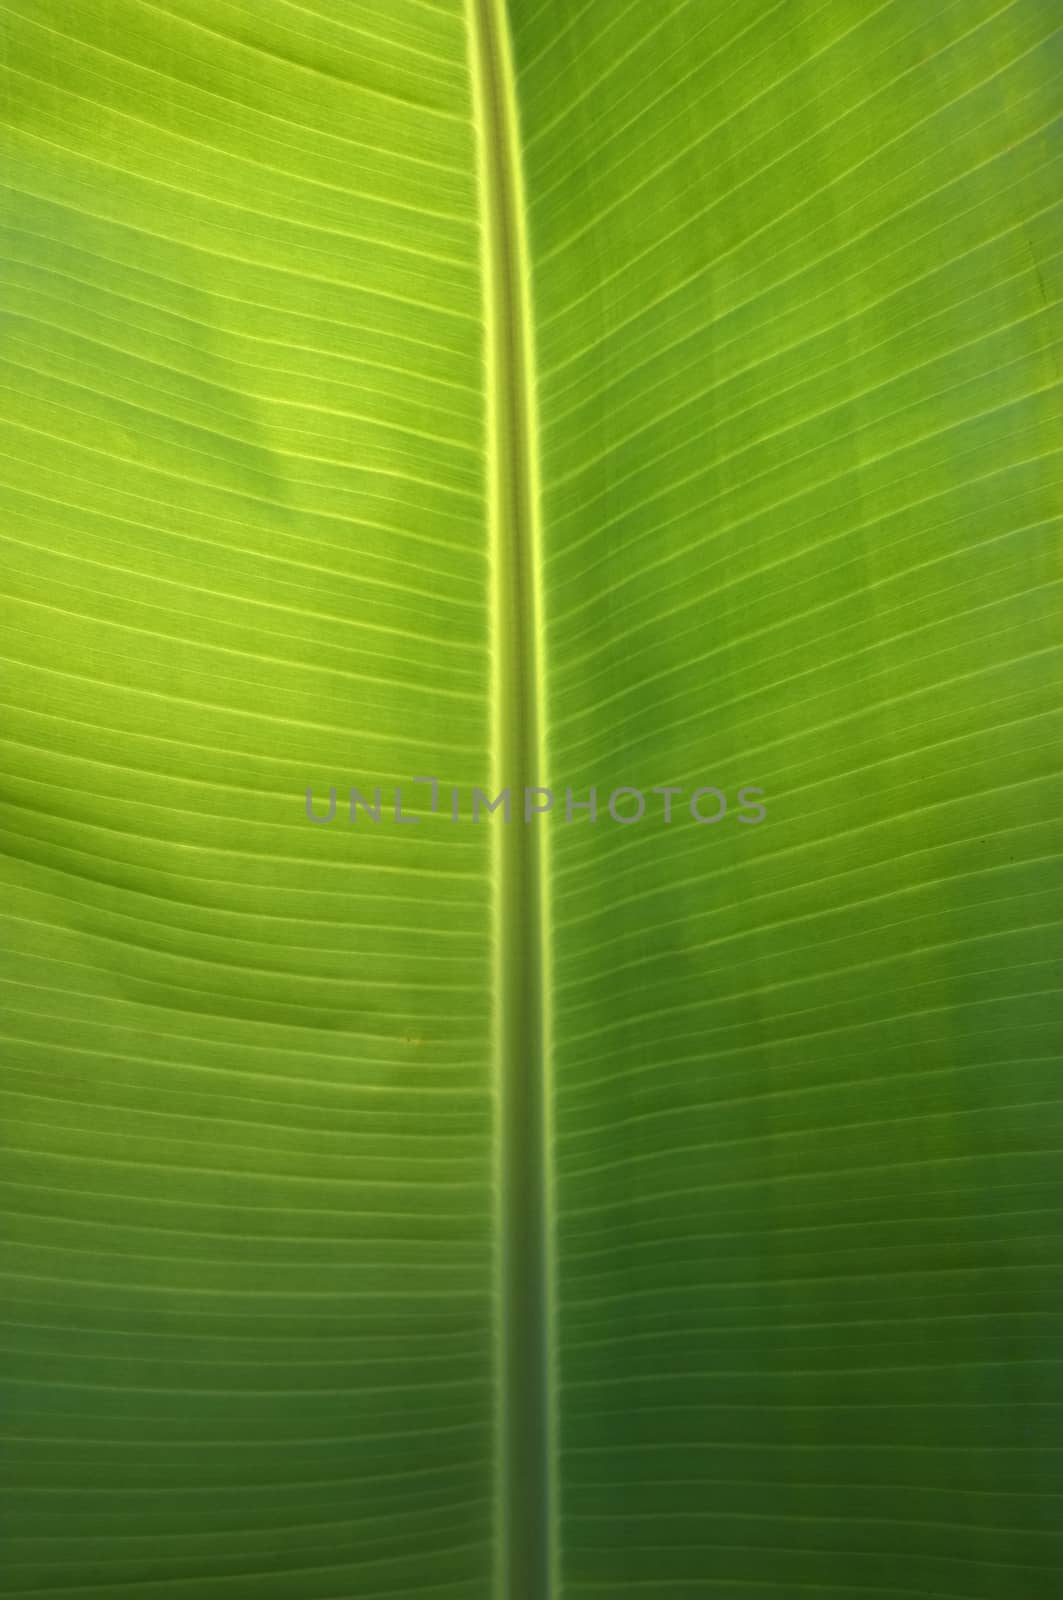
[0,2,496,1597]
[512,0,1063,1596]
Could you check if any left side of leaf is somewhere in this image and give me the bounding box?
[0,3,498,1596]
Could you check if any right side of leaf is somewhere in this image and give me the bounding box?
[516,3,1063,1595]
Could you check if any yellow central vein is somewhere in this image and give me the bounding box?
[466,2,556,1598]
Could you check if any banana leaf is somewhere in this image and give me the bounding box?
[0,2,1060,1597]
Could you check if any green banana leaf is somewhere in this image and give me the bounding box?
[0,2,1060,1597]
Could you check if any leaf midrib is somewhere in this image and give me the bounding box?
[467,4,555,1599]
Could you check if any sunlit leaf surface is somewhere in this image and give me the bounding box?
[1,2,1059,1597]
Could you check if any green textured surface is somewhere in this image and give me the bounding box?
[1,2,1061,1597]
[515,2,1063,1595]
[0,3,496,1596]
